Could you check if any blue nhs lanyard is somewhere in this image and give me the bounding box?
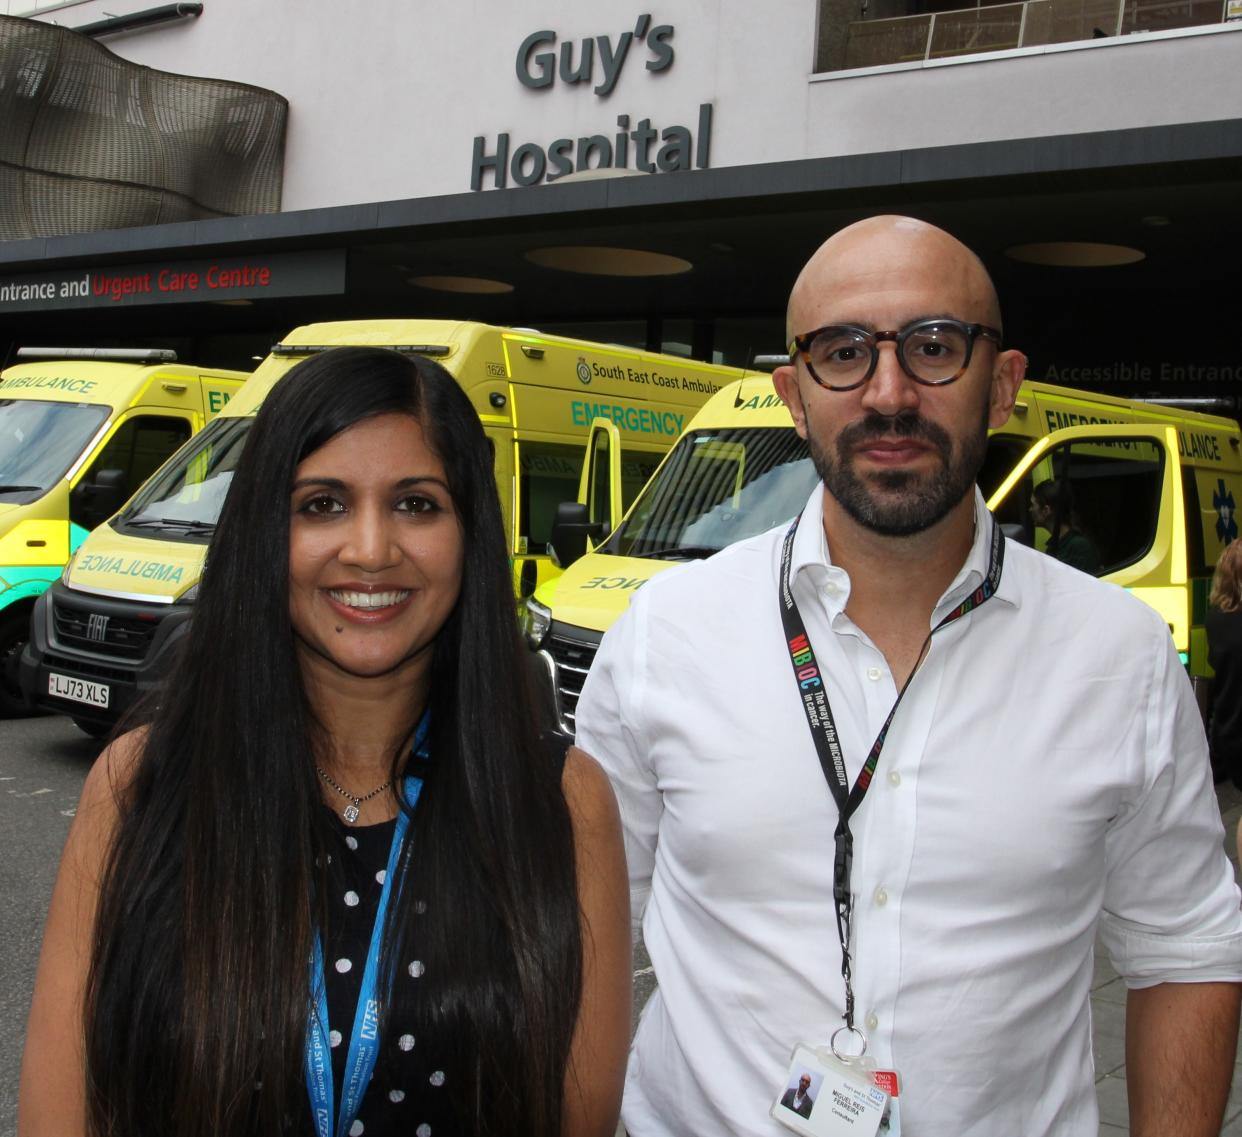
[304,716,429,1137]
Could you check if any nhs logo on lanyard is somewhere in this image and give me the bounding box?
[361,999,380,1042]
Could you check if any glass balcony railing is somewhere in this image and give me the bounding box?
[817,0,1230,72]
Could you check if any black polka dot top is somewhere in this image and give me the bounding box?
[320,810,452,1137]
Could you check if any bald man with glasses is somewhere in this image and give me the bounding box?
[575,215,1242,1137]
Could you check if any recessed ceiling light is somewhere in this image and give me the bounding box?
[1005,242,1145,267]
[525,246,692,277]
[409,275,514,294]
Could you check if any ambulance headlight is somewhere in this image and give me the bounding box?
[523,598,552,650]
[60,553,77,585]
[175,582,200,605]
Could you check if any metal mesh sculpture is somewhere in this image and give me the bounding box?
[0,15,288,240]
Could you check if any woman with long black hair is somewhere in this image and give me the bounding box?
[19,347,630,1137]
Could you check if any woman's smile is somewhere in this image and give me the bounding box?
[325,586,414,615]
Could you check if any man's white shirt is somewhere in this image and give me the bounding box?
[575,483,1242,1137]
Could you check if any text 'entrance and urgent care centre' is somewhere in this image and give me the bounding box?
[0,251,346,313]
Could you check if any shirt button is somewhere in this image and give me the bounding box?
[888,771,902,787]
[874,887,888,906]
[866,1013,879,1031]
[867,667,883,681]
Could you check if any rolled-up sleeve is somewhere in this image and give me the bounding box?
[1099,622,1242,986]
[574,594,659,940]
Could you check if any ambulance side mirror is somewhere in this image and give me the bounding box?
[72,467,128,527]
[549,501,604,568]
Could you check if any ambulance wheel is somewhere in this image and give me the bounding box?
[0,607,33,717]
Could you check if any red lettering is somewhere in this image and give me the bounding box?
[206,264,272,289]
[92,272,152,302]
[158,269,200,292]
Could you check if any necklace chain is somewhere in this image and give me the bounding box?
[316,766,392,824]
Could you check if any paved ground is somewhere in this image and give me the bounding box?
[2,715,1241,1136]
[0,713,99,1137]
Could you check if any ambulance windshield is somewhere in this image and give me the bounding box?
[608,426,816,559]
[115,416,251,540]
[0,399,110,502]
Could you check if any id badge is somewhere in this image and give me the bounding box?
[771,1043,889,1137]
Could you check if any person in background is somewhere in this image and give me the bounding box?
[1032,478,1100,574]
[576,215,1242,1137]
[18,347,630,1137]
[1208,540,1242,803]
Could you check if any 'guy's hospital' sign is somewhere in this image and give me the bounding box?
[470,14,713,189]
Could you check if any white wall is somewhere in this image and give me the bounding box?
[18,0,1242,211]
[805,26,1242,156]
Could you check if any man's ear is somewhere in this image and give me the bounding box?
[772,365,809,440]
[988,349,1026,430]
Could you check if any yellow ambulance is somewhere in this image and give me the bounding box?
[0,348,246,715]
[526,376,1242,731]
[20,320,746,732]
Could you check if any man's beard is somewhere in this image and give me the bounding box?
[810,407,988,537]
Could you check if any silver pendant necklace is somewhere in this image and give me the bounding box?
[316,766,392,824]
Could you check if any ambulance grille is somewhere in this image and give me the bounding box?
[42,651,135,684]
[544,628,601,733]
[52,600,158,661]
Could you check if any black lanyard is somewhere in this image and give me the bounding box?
[777,513,1004,1036]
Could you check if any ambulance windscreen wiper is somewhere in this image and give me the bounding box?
[632,544,719,561]
[0,484,42,492]
[124,516,216,534]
